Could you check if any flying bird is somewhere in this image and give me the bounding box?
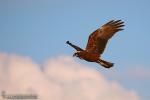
[66,20,124,68]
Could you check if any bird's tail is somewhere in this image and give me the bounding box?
[97,59,114,68]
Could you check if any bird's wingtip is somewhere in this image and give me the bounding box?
[66,41,70,44]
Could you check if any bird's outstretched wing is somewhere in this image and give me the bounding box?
[86,20,124,54]
[66,41,84,51]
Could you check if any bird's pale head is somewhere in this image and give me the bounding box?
[73,51,81,57]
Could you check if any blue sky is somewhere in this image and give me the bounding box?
[0,0,150,99]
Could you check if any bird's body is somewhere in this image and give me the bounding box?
[66,20,124,68]
[76,51,100,62]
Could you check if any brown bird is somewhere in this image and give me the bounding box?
[66,20,124,68]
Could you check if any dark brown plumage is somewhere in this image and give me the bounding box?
[66,20,124,68]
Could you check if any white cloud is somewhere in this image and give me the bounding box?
[0,53,140,100]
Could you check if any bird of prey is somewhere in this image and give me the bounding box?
[66,20,124,68]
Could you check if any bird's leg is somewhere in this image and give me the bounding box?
[66,41,83,51]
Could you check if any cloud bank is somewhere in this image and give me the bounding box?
[0,53,140,100]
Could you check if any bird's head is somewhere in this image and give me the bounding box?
[73,51,81,57]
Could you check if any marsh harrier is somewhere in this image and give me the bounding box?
[66,20,124,68]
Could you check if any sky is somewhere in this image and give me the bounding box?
[0,0,150,100]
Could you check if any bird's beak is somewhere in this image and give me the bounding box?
[73,53,76,57]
